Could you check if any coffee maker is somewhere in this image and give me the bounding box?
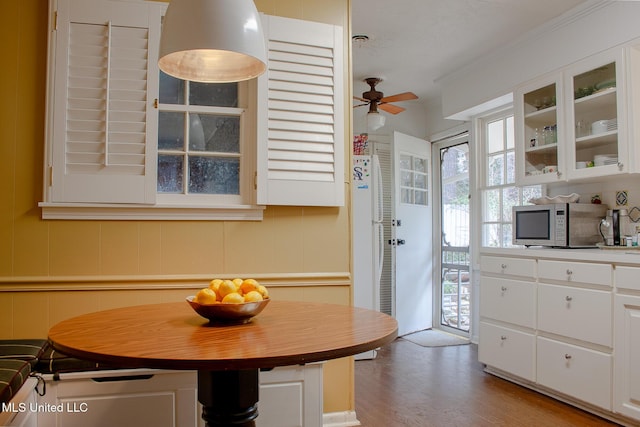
[600,209,633,246]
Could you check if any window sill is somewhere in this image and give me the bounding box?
[38,203,265,221]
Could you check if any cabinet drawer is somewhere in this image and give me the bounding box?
[481,256,536,278]
[480,277,536,328]
[537,337,611,410]
[615,266,640,292]
[538,260,611,287]
[479,322,535,382]
[538,283,612,347]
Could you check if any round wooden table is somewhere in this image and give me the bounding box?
[48,300,398,427]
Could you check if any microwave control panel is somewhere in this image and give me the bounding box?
[554,208,566,245]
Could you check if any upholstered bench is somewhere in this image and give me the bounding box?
[0,339,48,405]
[35,345,121,376]
[0,359,32,406]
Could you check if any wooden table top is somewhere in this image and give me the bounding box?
[48,300,398,370]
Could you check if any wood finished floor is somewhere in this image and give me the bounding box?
[355,338,620,427]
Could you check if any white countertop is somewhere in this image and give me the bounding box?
[480,246,640,265]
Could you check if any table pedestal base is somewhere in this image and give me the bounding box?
[198,369,259,427]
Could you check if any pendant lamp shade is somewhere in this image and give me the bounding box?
[159,0,267,83]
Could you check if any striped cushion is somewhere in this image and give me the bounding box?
[0,359,31,406]
[35,346,106,374]
[0,339,49,368]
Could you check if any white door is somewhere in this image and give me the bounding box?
[393,131,432,336]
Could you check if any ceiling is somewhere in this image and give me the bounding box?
[351,0,589,118]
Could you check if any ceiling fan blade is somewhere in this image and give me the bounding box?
[380,92,418,103]
[353,96,369,102]
[379,103,405,115]
[353,102,369,108]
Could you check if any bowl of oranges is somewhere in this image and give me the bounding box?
[187,278,270,323]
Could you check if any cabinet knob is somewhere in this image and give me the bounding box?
[564,354,572,360]
[500,335,507,341]
[501,264,507,269]
[566,269,573,276]
[501,286,507,292]
[565,295,573,302]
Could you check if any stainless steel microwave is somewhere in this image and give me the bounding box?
[512,203,608,248]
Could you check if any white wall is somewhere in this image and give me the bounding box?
[439,0,640,120]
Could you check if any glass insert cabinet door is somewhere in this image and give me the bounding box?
[157,71,243,196]
[564,48,626,180]
[514,74,563,185]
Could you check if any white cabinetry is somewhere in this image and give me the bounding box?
[535,260,612,410]
[479,251,629,420]
[564,48,627,180]
[478,256,536,382]
[37,365,323,427]
[515,74,564,184]
[613,266,640,421]
[514,47,628,184]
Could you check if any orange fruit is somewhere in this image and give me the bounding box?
[221,292,244,304]
[196,288,218,304]
[208,279,223,292]
[257,285,269,298]
[240,279,260,294]
[232,278,244,287]
[244,290,263,302]
[218,280,237,298]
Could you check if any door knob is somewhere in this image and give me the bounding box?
[397,239,405,246]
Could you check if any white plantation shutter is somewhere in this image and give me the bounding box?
[257,15,344,206]
[49,0,160,204]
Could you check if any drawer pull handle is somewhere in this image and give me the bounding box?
[566,269,573,275]
[501,286,507,292]
[565,296,573,302]
[564,354,572,360]
[501,264,507,269]
[500,335,507,341]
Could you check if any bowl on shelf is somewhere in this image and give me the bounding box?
[591,119,617,135]
[186,296,270,324]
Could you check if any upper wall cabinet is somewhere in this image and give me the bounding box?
[564,48,627,181]
[515,48,628,185]
[515,74,564,185]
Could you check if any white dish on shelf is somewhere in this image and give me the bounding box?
[591,119,617,134]
[528,193,580,205]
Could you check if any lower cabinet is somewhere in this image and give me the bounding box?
[36,365,323,427]
[479,253,640,424]
[478,322,535,381]
[536,336,612,410]
[614,293,640,420]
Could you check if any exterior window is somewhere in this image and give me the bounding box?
[157,72,248,204]
[480,111,542,247]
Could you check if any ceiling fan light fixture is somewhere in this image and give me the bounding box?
[159,0,267,83]
[367,111,385,131]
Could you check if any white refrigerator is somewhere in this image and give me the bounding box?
[352,155,384,359]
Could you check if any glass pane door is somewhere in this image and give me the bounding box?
[439,142,470,332]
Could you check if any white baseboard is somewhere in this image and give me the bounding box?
[322,411,361,427]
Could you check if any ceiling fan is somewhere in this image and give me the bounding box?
[353,77,418,115]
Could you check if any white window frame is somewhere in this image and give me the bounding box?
[478,108,542,248]
[155,79,257,208]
